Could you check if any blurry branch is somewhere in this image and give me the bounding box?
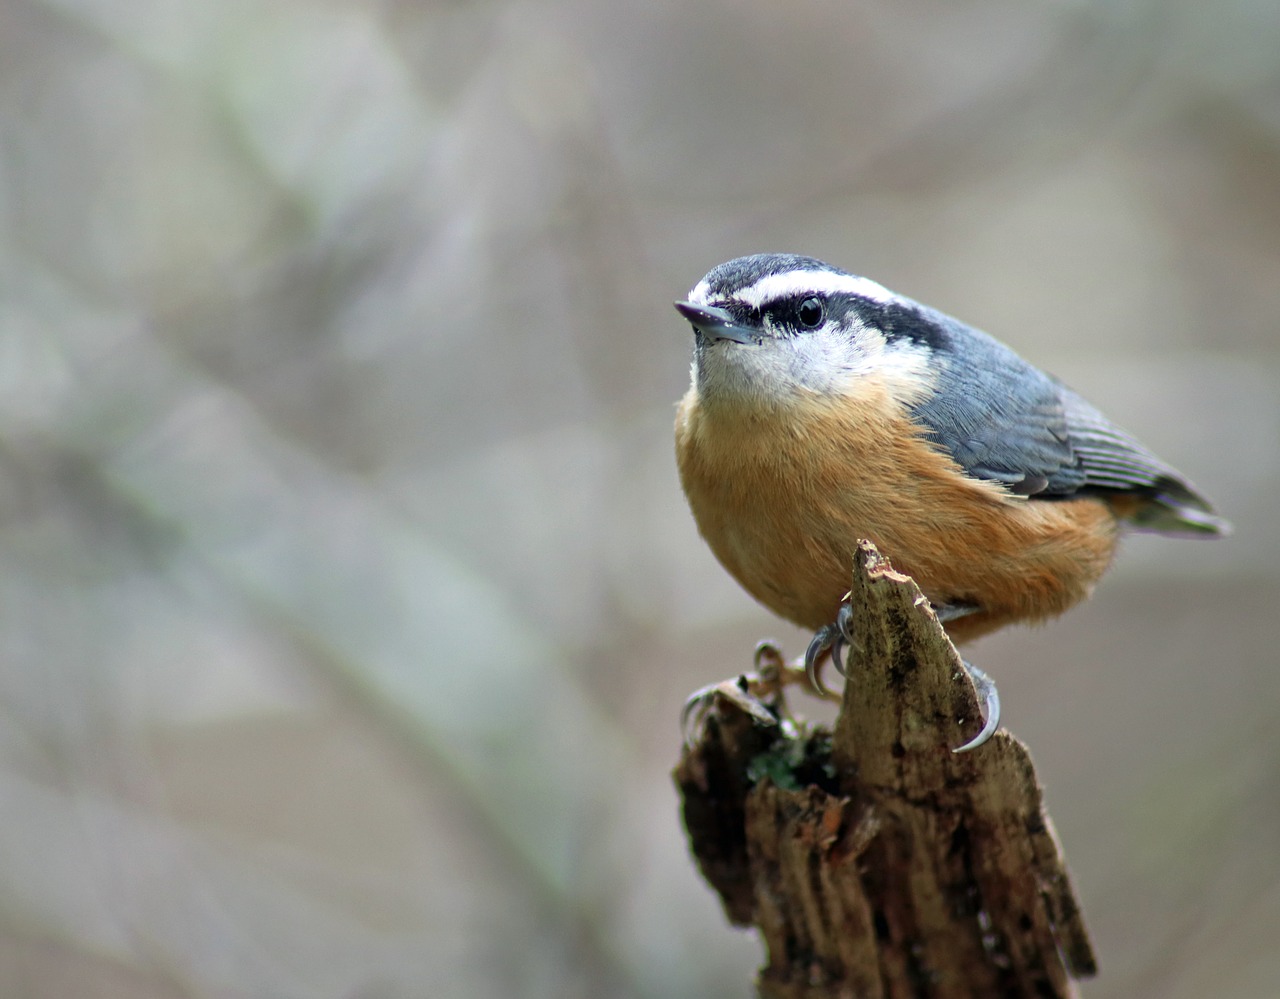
[675,541,1096,999]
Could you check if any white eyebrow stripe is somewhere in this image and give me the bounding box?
[732,270,899,309]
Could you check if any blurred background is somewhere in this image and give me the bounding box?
[0,0,1277,996]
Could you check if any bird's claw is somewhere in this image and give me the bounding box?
[952,660,1001,754]
[680,678,760,745]
[680,659,792,747]
[679,682,719,743]
[804,603,855,699]
[803,628,835,697]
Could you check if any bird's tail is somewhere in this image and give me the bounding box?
[1115,477,1232,537]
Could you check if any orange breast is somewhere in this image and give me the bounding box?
[675,384,1120,643]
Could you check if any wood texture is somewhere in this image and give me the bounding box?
[675,540,1096,998]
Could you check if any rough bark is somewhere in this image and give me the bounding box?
[675,540,1096,999]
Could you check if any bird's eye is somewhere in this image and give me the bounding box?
[797,297,824,329]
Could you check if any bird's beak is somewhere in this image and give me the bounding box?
[674,301,757,345]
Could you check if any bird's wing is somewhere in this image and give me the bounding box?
[893,306,1226,536]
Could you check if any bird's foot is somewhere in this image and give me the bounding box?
[683,599,1000,752]
[679,642,799,745]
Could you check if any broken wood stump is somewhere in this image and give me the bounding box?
[675,540,1096,999]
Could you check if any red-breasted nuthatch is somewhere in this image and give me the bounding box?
[675,253,1228,751]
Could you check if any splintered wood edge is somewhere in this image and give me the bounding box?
[835,539,986,780]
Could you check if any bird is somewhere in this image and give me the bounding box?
[673,253,1228,751]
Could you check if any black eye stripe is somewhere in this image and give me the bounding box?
[761,295,827,331]
[747,290,948,348]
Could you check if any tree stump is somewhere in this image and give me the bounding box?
[675,540,1096,998]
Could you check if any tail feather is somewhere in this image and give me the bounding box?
[1122,476,1232,537]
